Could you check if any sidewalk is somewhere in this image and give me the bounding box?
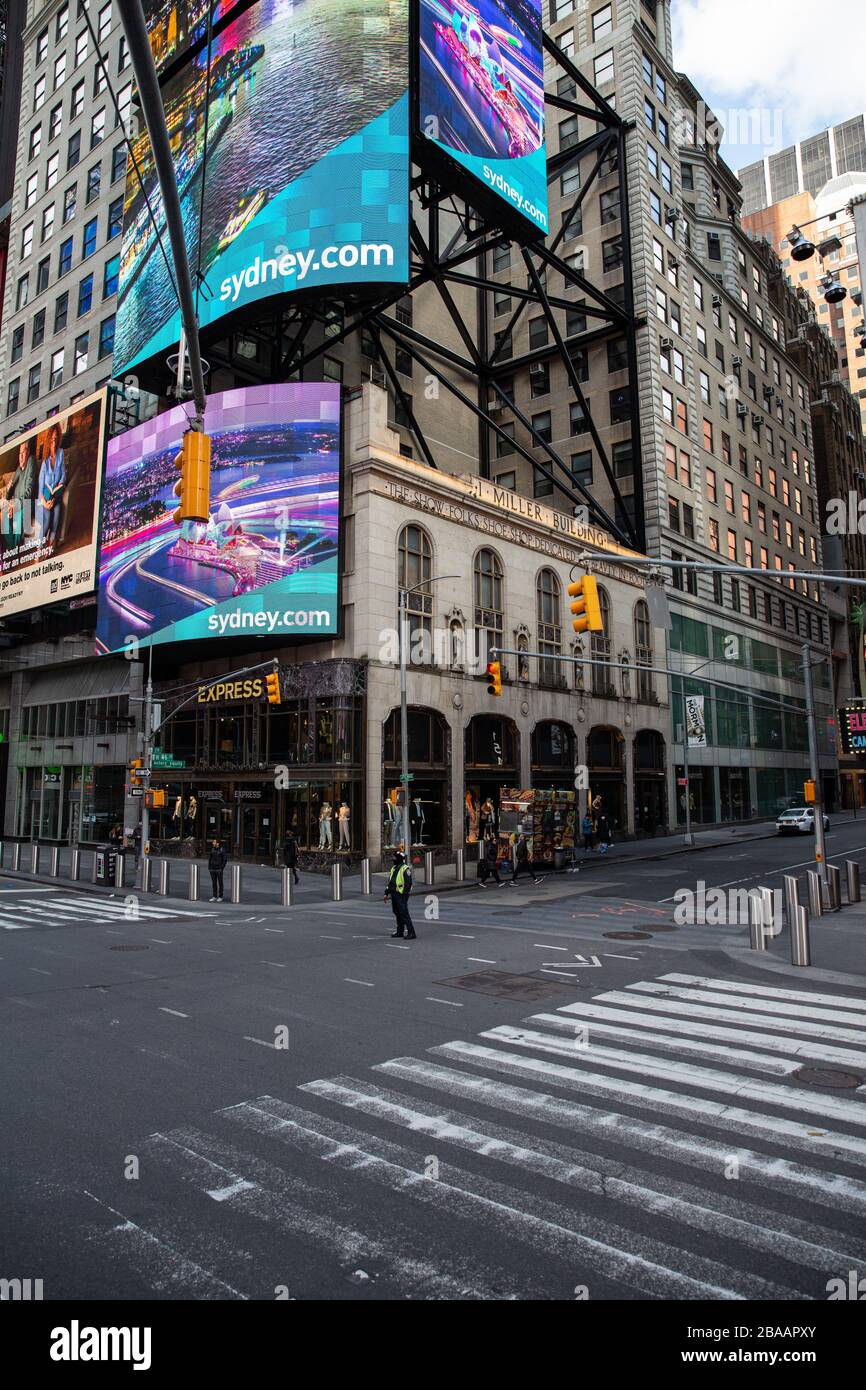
[1,816,859,910]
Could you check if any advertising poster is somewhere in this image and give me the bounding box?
[116,0,410,376]
[685,694,708,748]
[0,390,106,619]
[95,383,340,654]
[418,0,548,236]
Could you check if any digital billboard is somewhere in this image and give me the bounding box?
[417,0,548,237]
[145,2,250,75]
[0,390,106,619]
[95,383,340,654]
[115,0,410,376]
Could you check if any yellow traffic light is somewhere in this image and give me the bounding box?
[129,758,143,787]
[568,574,603,633]
[486,660,502,697]
[172,430,211,524]
[804,779,816,803]
[265,671,281,705]
[144,789,166,809]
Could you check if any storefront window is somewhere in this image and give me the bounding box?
[675,765,716,825]
[383,707,449,848]
[536,568,562,687]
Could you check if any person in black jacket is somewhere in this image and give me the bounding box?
[509,832,544,886]
[479,832,504,887]
[208,839,227,901]
[283,830,300,885]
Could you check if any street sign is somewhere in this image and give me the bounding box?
[152,748,186,769]
[677,777,689,786]
[129,787,144,797]
[399,773,415,782]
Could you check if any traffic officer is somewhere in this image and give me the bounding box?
[384,851,416,939]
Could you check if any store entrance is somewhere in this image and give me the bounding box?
[238,803,274,862]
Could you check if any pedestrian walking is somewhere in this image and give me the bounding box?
[479,832,504,887]
[208,839,227,901]
[384,850,416,938]
[282,829,300,885]
[582,811,595,853]
[596,811,612,855]
[509,832,544,886]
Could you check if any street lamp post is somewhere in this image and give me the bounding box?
[397,575,458,858]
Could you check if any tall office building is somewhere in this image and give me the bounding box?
[738,114,866,216]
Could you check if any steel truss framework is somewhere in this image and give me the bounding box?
[203,32,645,551]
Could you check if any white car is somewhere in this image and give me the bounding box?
[776,806,830,834]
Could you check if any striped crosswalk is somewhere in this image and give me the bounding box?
[0,888,204,929]
[88,970,866,1299]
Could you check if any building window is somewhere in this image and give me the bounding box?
[10,325,25,364]
[16,274,29,311]
[75,29,89,68]
[78,273,94,316]
[594,49,614,87]
[98,315,115,359]
[54,291,69,332]
[86,163,101,203]
[71,79,84,118]
[82,216,98,258]
[592,3,613,38]
[6,378,20,415]
[707,232,721,261]
[474,548,504,662]
[98,3,113,42]
[634,600,654,701]
[559,116,579,152]
[36,257,50,294]
[91,109,106,149]
[34,75,46,112]
[397,524,433,650]
[111,143,127,183]
[107,194,123,239]
[41,205,55,242]
[63,184,77,223]
[600,189,621,223]
[27,363,42,403]
[537,569,562,687]
[74,331,89,375]
[67,130,81,169]
[571,450,592,487]
[591,586,613,696]
[50,348,65,389]
[610,386,632,425]
[103,254,120,298]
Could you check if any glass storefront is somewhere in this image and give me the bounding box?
[17,764,123,842]
[464,715,520,842]
[383,708,450,847]
[587,726,626,833]
[531,720,576,794]
[633,730,667,835]
[675,765,716,825]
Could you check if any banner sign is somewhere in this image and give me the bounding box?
[685,694,707,748]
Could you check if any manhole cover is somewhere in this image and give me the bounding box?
[603,931,653,941]
[109,943,149,951]
[794,1066,863,1090]
[434,970,576,1001]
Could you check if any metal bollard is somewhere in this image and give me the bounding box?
[424,849,434,886]
[281,866,295,907]
[91,850,98,883]
[827,863,841,912]
[807,870,824,918]
[31,843,40,875]
[361,857,372,895]
[791,904,811,967]
[455,847,466,881]
[49,846,60,877]
[70,848,81,881]
[158,859,169,896]
[331,861,344,901]
[114,852,125,889]
[758,887,776,938]
[783,874,800,929]
[140,857,152,893]
[748,892,767,951]
[846,859,861,904]
[12,842,21,871]
[188,862,199,902]
[230,863,241,904]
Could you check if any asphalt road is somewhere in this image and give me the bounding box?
[2,833,866,1302]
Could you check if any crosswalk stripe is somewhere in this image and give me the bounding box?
[429,1041,866,1162]
[50,896,201,919]
[520,1012,801,1076]
[474,1026,866,1129]
[375,1056,866,1217]
[623,980,866,1028]
[301,1074,866,1271]
[584,989,864,1044]
[223,1095,795,1299]
[144,1127,524,1300]
[546,1002,866,1070]
[659,973,866,1012]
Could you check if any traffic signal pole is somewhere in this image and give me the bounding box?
[121,1,207,427]
[802,640,829,888]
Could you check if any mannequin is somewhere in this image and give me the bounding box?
[383,797,396,847]
[338,800,350,849]
[465,791,479,843]
[410,797,425,844]
[318,801,333,849]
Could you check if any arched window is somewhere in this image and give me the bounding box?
[536,569,562,686]
[634,599,654,701]
[398,524,433,656]
[473,548,503,663]
[591,585,612,696]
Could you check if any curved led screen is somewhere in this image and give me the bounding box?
[417,0,547,236]
[95,383,340,654]
[115,0,410,376]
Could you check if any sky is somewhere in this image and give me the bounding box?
[671,0,866,174]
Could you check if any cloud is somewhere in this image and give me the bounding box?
[671,0,866,161]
